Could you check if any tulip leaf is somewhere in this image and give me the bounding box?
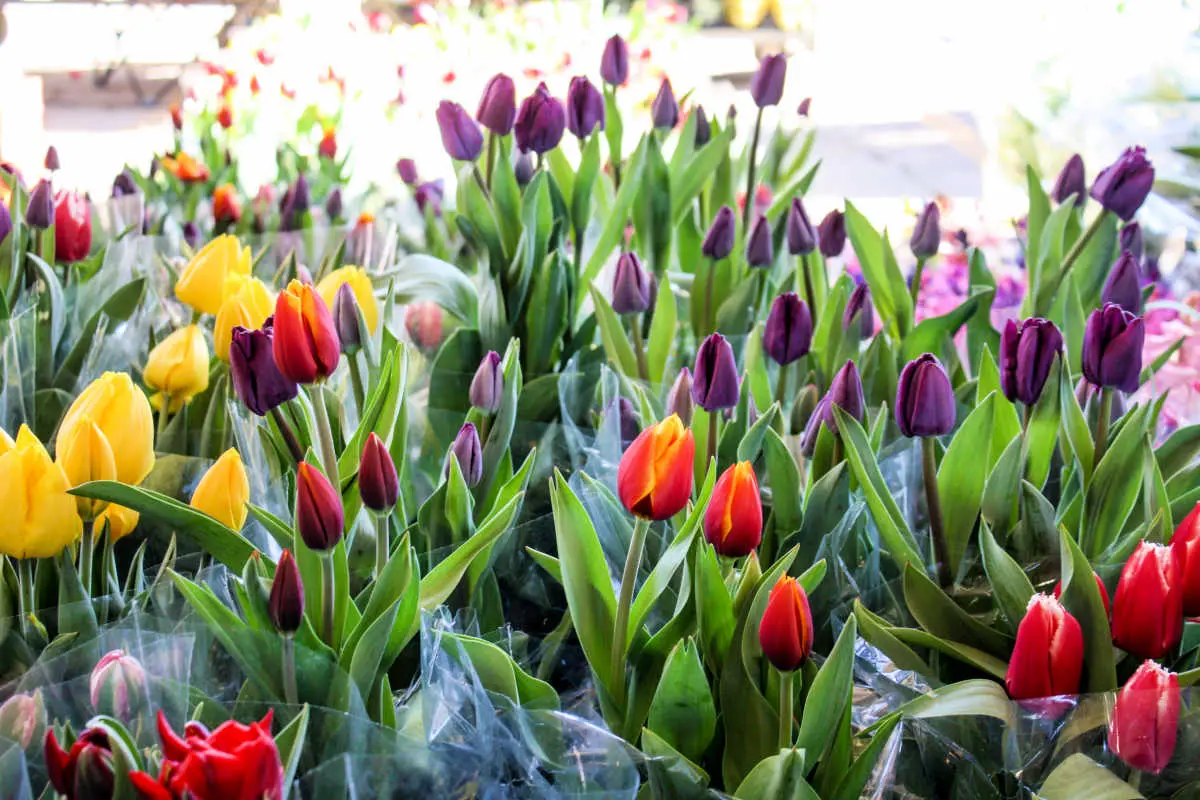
[1156,423,1200,482]
[693,543,736,673]
[852,600,933,675]
[491,142,523,258]
[979,523,1035,631]
[1024,166,1050,303]
[1025,358,1064,488]
[902,563,1012,658]
[581,136,647,297]
[53,277,147,391]
[1081,404,1148,558]
[811,274,852,383]
[441,632,559,710]
[889,626,1009,679]
[1058,525,1117,692]
[764,161,822,225]
[763,427,803,539]
[882,679,1018,728]
[344,600,399,711]
[671,124,736,224]
[641,727,711,796]
[965,249,1000,375]
[1039,754,1143,800]
[648,639,717,763]
[525,252,568,377]
[1071,213,1120,311]
[25,252,65,352]
[734,749,820,800]
[274,704,310,800]
[646,275,677,384]
[525,547,562,583]
[829,713,901,800]
[55,550,98,640]
[456,164,506,269]
[937,391,997,576]
[900,288,985,362]
[795,615,857,764]
[1059,367,1095,486]
[589,284,639,377]
[420,492,522,610]
[980,436,1022,538]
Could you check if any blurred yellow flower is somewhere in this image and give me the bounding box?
[190,448,250,531]
[317,266,378,333]
[56,416,117,520]
[58,372,155,487]
[175,235,252,315]
[145,325,210,409]
[213,274,273,361]
[0,426,83,559]
[95,503,140,542]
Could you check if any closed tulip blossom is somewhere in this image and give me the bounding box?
[436,101,484,161]
[1000,317,1063,406]
[89,650,146,722]
[651,78,679,130]
[96,503,139,542]
[1053,571,1111,616]
[818,209,846,258]
[0,426,82,559]
[56,415,117,520]
[1112,542,1183,659]
[229,323,299,418]
[692,333,741,412]
[758,576,813,671]
[745,216,774,268]
[175,235,252,315]
[359,432,399,514]
[1091,146,1155,221]
[0,690,45,749]
[25,179,54,229]
[269,550,305,634]
[763,293,812,366]
[566,76,605,139]
[44,727,116,800]
[317,266,378,335]
[273,280,340,384]
[617,414,695,521]
[514,83,566,154]
[1171,502,1200,616]
[58,372,155,487]
[330,283,363,355]
[702,206,736,261]
[1119,222,1144,262]
[396,158,419,185]
[469,351,504,414]
[1004,594,1083,715]
[1051,154,1086,206]
[1101,251,1143,314]
[214,275,273,361]
[212,183,241,224]
[190,449,250,531]
[666,368,694,426]
[449,423,484,486]
[54,191,92,263]
[786,197,816,256]
[810,360,866,443]
[611,252,652,315]
[144,325,210,412]
[600,35,628,86]
[704,461,763,557]
[749,54,786,108]
[1108,660,1181,775]
[910,202,941,260]
[476,73,517,135]
[1082,303,1144,393]
[896,354,955,438]
[693,106,711,146]
[296,463,344,552]
[0,204,11,248]
[843,282,874,337]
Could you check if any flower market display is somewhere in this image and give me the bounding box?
[2,26,1200,800]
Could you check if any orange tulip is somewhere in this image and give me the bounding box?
[318,127,337,160]
[758,576,813,672]
[704,461,762,557]
[212,184,241,224]
[272,280,340,384]
[160,153,209,184]
[616,414,694,520]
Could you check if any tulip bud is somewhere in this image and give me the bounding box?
[57,416,117,519]
[25,179,54,229]
[1101,251,1142,314]
[0,204,11,248]
[566,76,606,139]
[476,73,517,135]
[605,397,641,451]
[1171,502,1200,616]
[693,106,711,147]
[396,158,419,186]
[449,423,483,486]
[217,102,233,130]
[817,209,846,259]
[611,252,652,314]
[1081,303,1144,392]
[910,202,941,259]
[190,449,250,531]
[1091,146,1155,221]
[896,354,956,437]
[0,690,45,749]
[331,282,364,355]
[404,301,444,350]
[359,433,399,513]
[469,351,504,413]
[96,503,139,542]
[44,146,60,172]
[289,175,311,216]
[617,415,695,520]
[749,53,786,108]
[1109,660,1180,775]
[45,728,115,800]
[758,576,813,671]
[414,181,444,216]
[89,649,147,721]
[144,325,210,409]
[513,152,535,186]
[112,170,139,198]
[1112,542,1183,659]
[763,293,812,366]
[704,462,762,557]
[790,383,819,436]
[318,127,337,161]
[181,221,200,251]
[58,372,154,488]
[843,282,874,337]
[317,267,376,335]
[1051,154,1086,207]
[229,323,299,417]
[270,550,305,634]
[1004,594,1083,714]
[701,205,736,261]
[273,280,340,384]
[692,333,741,412]
[296,462,344,551]
[1052,571,1111,616]
[1119,222,1144,262]
[1000,317,1062,407]
[797,98,812,117]
[514,83,566,155]
[823,359,865,431]
[600,35,629,86]
[169,102,182,131]
[651,78,679,130]
[212,184,241,224]
[666,368,694,426]
[324,187,343,222]
[436,101,484,161]
[786,197,816,256]
[745,216,774,269]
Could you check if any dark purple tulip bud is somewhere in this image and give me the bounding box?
[750,54,787,108]
[786,197,816,256]
[763,292,813,366]
[826,360,865,427]
[600,35,629,87]
[396,158,419,186]
[666,368,694,426]
[1051,154,1086,207]
[693,106,711,147]
[296,463,344,551]
[910,202,941,259]
[513,151,535,186]
[359,432,399,513]
[611,397,640,450]
[44,146,60,172]
[291,175,311,215]
[818,209,846,258]
[692,333,741,412]
[449,423,484,486]
[332,282,363,354]
[702,205,736,260]
[469,350,504,413]
[25,179,54,229]
[269,550,304,634]
[1000,317,1062,406]
[797,97,812,117]
[800,394,829,456]
[514,83,566,155]
[181,221,200,250]
[1090,146,1155,221]
[566,76,606,139]
[0,204,11,248]
[843,283,874,336]
[325,187,343,222]
[415,180,444,216]
[1102,251,1143,314]
[112,170,139,198]
[612,252,652,314]
[436,100,484,161]
[896,354,956,437]
[746,216,774,269]
[1119,223,1144,262]
[229,321,299,416]
[476,73,517,135]
[1082,303,1145,393]
[651,79,679,130]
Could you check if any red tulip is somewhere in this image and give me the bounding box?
[1052,571,1111,616]
[54,191,92,263]
[318,127,337,160]
[1170,501,1200,616]
[616,414,695,520]
[1004,594,1083,714]
[170,103,183,131]
[758,576,813,671]
[44,728,114,800]
[217,103,233,130]
[1112,542,1183,659]
[359,432,398,513]
[212,184,241,224]
[269,550,304,634]
[1108,660,1180,775]
[296,462,344,552]
[703,461,762,557]
[272,280,340,384]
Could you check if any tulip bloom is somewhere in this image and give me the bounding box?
[317,266,378,334]
[692,333,741,412]
[704,462,763,557]
[566,76,605,139]
[1171,502,1200,616]
[763,292,813,366]
[750,54,786,108]
[666,368,694,426]
[1120,222,1144,262]
[229,323,299,417]
[612,252,652,315]
[296,463,344,551]
[1004,594,1083,711]
[910,202,941,259]
[0,690,45,749]
[745,216,774,268]
[190,449,250,531]
[160,152,210,183]
[1000,317,1062,407]
[145,325,210,411]
[476,73,517,135]
[318,127,337,160]
[44,727,115,799]
[895,354,955,437]
[448,423,483,486]
[1108,660,1180,775]
[617,415,695,520]
[693,106,712,146]
[651,78,679,130]
[1051,154,1086,206]
[1081,303,1144,393]
[786,197,816,256]
[818,209,846,258]
[0,204,11,248]
[89,649,146,721]
[469,351,504,413]
[0,426,83,559]
[1112,542,1183,659]
[600,35,629,86]
[1101,251,1142,314]
[758,576,813,671]
[514,83,566,154]
[360,433,399,513]
[270,550,305,634]
[1091,146,1155,221]
[25,179,54,229]
[843,283,874,336]
[396,158,419,185]
[175,235,252,315]
[95,503,139,542]
[404,301,443,350]
[702,205,736,261]
[273,280,341,384]
[214,275,273,361]
[436,101,484,161]
[331,283,363,354]
[212,183,241,224]
[56,415,117,519]
[58,372,155,486]
[324,187,343,222]
[54,191,92,263]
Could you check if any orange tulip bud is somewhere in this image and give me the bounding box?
[758,576,813,672]
[212,184,241,224]
[616,415,695,520]
[272,280,340,384]
[703,461,762,557]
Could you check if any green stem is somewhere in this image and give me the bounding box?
[707,412,720,471]
[309,385,340,487]
[704,257,718,333]
[922,436,952,587]
[282,635,299,706]
[752,271,769,332]
[1094,388,1113,473]
[775,361,791,412]
[485,132,497,189]
[79,520,94,597]
[910,256,927,308]
[320,554,336,647]
[778,669,795,749]
[630,314,650,382]
[472,164,490,200]
[374,512,389,581]
[610,517,649,710]
[156,393,171,443]
[270,406,305,465]
[742,108,764,232]
[17,558,34,641]
[1040,209,1109,315]
[800,253,817,320]
[348,354,367,415]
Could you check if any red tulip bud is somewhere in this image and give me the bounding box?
[296,463,344,551]
[1111,542,1183,659]
[1108,660,1180,775]
[758,576,813,672]
[1170,501,1200,616]
[1004,594,1083,716]
[269,550,305,633]
[703,462,762,557]
[617,415,695,520]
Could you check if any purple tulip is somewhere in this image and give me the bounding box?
[436,100,484,161]
[566,76,606,139]
[692,333,741,411]
[702,206,736,261]
[469,350,504,413]
[651,78,679,130]
[910,202,941,259]
[1082,303,1145,392]
[693,106,711,147]
[666,367,694,425]
[745,216,774,268]
[396,158,419,185]
[896,354,956,437]
[290,175,311,215]
[0,204,10,247]
[612,252,652,314]
[229,321,299,416]
[324,186,343,222]
[1000,318,1062,406]
[514,83,566,154]
[818,209,846,258]
[25,179,54,229]
[763,293,813,366]
[787,197,816,256]
[843,283,874,337]
[1091,146,1155,221]
[514,151,535,186]
[600,35,629,87]
[1119,222,1144,262]
[826,360,865,427]
[44,146,60,172]
[415,180,444,216]
[1102,251,1143,314]
[112,171,139,198]
[476,73,517,135]
[1051,154,1086,207]
[750,54,787,108]
[181,221,200,250]
[448,423,484,486]
[611,397,641,450]
[332,282,363,354]
[797,97,812,117]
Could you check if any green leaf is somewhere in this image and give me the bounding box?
[345,602,399,711]
[1058,526,1117,692]
[671,124,736,223]
[882,679,1017,728]
[764,161,821,223]
[694,544,735,673]
[763,428,803,537]
[54,278,147,390]
[979,523,1035,630]
[980,436,1022,538]
[648,639,717,763]
[1060,367,1095,485]
[852,600,934,675]
[589,284,639,377]
[441,633,559,710]
[1039,754,1142,800]
[1081,405,1148,558]
[571,136,602,238]
[582,137,648,293]
[830,714,901,800]
[795,617,857,764]
[646,275,677,384]
[1024,166,1050,297]
[420,493,522,609]
[734,749,820,800]
[389,254,479,325]
[1157,424,1200,482]
[937,391,997,576]
[1026,358,1064,488]
[902,563,1012,658]
[275,705,310,800]
[901,290,985,362]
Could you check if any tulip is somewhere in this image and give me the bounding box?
[359,432,399,513]
[1101,251,1142,314]
[25,179,54,229]
[331,283,363,354]
[181,221,201,251]
[217,102,233,129]
[1004,594,1083,711]
[745,216,774,268]
[286,175,311,217]
[1091,146,1155,221]
[758,576,813,671]
[229,323,299,417]
[404,301,443,350]
[611,252,652,315]
[692,333,740,412]
[763,293,812,366]
[704,461,762,557]
[144,325,210,411]
[212,183,241,224]
[436,101,484,161]
[910,202,941,259]
[58,372,155,486]
[270,550,305,633]
[666,368,694,426]
[449,423,483,486]
[1119,222,1144,262]
[843,282,874,337]
[415,180,444,215]
[514,151,535,185]
[1000,317,1062,407]
[317,265,378,334]
[896,354,955,437]
[111,171,138,198]
[56,415,117,520]
[89,649,146,721]
[160,153,210,183]
[318,127,337,160]
[611,397,641,450]
[1081,303,1144,392]
[273,279,340,384]
[1051,154,1086,206]
[469,351,504,413]
[169,103,183,130]
[1108,660,1180,775]
[214,275,273,361]
[296,462,344,551]
[693,106,711,147]
[54,191,91,263]
[44,145,60,172]
[827,360,866,427]
[396,158,419,185]
[95,503,139,542]
[617,414,695,520]
[749,53,786,108]
[1171,502,1200,616]
[786,197,816,256]
[1052,571,1111,616]
[44,727,115,800]
[818,209,846,258]
[651,78,679,130]
[1112,541,1182,658]
[797,97,812,117]
[175,234,252,315]
[476,73,517,135]
[0,690,45,749]
[324,186,343,222]
[514,83,566,154]
[566,76,606,139]
[0,204,11,248]
[600,35,629,86]
[190,449,249,531]
[702,205,736,261]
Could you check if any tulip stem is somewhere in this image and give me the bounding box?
[610,516,649,711]
[922,436,952,587]
[282,635,299,706]
[374,513,389,581]
[800,253,817,321]
[348,355,367,415]
[778,669,794,749]
[910,256,927,308]
[707,414,721,471]
[742,108,764,232]
[1094,388,1113,473]
[1042,209,1109,315]
[79,520,94,597]
[472,164,490,201]
[630,316,650,382]
[309,385,341,488]
[156,393,171,443]
[775,362,791,412]
[17,558,34,641]
[271,407,305,465]
[485,132,497,188]
[704,257,718,334]
[320,555,336,648]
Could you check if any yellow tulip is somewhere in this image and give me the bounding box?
[0,427,14,455]
[175,235,252,315]
[0,426,83,559]
[190,448,250,530]
[56,416,117,519]
[317,266,378,333]
[95,503,140,542]
[144,325,210,409]
[213,275,273,361]
[58,372,155,486]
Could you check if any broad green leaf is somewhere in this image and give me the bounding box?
[734,749,819,800]
[937,392,997,576]
[582,137,648,293]
[1059,526,1117,692]
[1081,405,1148,558]
[883,679,1017,728]
[420,493,521,609]
[442,632,558,710]
[275,705,310,800]
[589,285,639,377]
[1039,754,1142,800]
[388,254,479,324]
[646,275,677,383]
[902,563,1012,658]
[979,523,1035,630]
[795,616,857,763]
[830,714,901,800]
[647,639,716,763]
